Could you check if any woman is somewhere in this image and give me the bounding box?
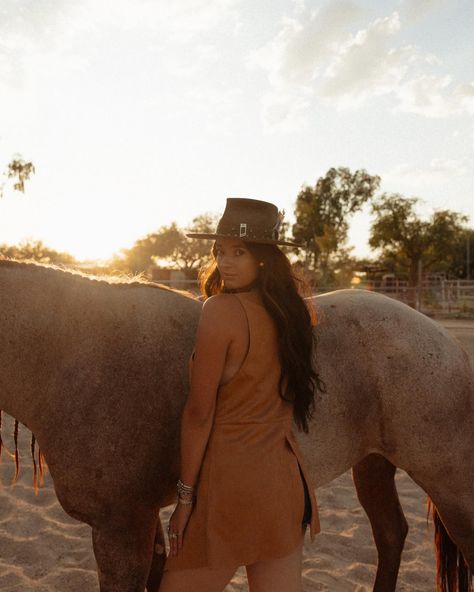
[159,198,323,592]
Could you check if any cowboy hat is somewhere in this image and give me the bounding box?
[185,198,303,248]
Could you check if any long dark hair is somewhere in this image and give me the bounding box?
[198,241,326,433]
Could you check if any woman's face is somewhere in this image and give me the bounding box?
[215,238,260,290]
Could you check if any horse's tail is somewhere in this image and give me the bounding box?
[0,410,47,494]
[427,497,473,592]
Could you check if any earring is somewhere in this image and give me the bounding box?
[259,261,264,267]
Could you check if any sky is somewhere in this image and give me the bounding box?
[0,0,472,262]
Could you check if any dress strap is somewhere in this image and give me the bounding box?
[216,293,254,389]
[232,293,251,360]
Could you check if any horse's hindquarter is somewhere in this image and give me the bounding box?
[300,289,474,488]
[365,303,474,471]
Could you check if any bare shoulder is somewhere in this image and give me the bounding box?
[200,294,245,336]
[202,293,242,315]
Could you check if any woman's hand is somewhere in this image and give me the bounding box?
[167,502,194,557]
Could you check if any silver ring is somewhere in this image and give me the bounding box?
[168,532,178,539]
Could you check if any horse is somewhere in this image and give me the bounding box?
[307,288,473,592]
[0,258,472,592]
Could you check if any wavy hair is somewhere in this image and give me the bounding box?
[198,241,326,433]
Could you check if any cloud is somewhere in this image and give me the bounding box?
[394,78,474,117]
[260,89,313,133]
[383,157,469,187]
[0,0,73,90]
[154,0,240,42]
[319,12,401,105]
[250,1,472,130]
[0,0,241,90]
[397,0,448,23]
[248,0,363,91]
[85,0,241,43]
[248,0,364,129]
[0,0,240,43]
[0,0,69,46]
[318,12,443,109]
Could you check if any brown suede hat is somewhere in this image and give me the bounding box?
[186,198,303,248]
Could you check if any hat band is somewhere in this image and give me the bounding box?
[216,221,279,241]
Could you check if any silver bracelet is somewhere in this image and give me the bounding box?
[177,479,196,506]
[177,479,195,492]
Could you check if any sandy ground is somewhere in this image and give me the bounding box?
[0,319,472,591]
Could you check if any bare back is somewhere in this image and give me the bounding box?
[192,291,265,387]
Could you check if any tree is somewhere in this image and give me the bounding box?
[111,213,219,275]
[110,235,157,274]
[0,239,76,265]
[449,227,474,279]
[329,246,364,288]
[369,193,468,288]
[0,157,35,198]
[292,167,381,279]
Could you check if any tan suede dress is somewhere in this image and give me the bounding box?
[164,292,320,571]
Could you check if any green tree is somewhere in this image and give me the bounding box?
[369,193,468,287]
[449,227,474,279]
[330,247,364,288]
[292,167,381,281]
[0,157,35,197]
[0,239,76,265]
[112,213,219,275]
[110,235,156,274]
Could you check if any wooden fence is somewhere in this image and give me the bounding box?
[150,278,474,315]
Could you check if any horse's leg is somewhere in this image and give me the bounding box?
[91,510,157,592]
[352,454,408,592]
[146,516,167,592]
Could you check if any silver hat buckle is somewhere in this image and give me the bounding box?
[239,223,247,237]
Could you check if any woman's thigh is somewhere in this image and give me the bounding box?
[158,564,237,592]
[245,526,306,592]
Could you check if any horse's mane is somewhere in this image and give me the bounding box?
[0,257,196,299]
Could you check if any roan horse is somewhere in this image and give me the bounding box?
[0,258,472,592]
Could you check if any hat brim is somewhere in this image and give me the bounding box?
[185,232,303,248]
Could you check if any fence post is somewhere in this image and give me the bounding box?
[415,259,422,311]
[467,233,471,281]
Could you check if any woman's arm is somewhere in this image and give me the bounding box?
[167,295,238,556]
[179,295,234,488]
